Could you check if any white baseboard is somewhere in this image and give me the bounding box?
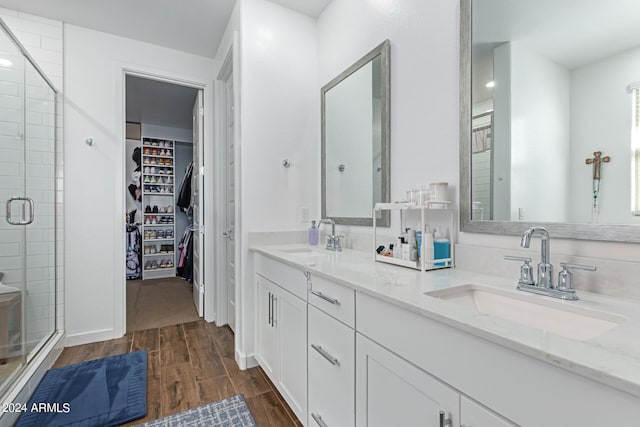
[235,349,258,370]
[64,328,115,347]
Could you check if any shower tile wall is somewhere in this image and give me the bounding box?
[0,8,63,346]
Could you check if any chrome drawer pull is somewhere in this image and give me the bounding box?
[310,290,339,305]
[311,413,328,427]
[439,411,451,427]
[311,344,339,366]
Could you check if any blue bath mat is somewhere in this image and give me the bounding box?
[134,394,256,427]
[15,350,147,427]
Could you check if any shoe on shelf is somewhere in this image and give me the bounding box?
[145,205,151,213]
[152,205,159,213]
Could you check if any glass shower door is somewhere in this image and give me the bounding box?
[0,22,57,398]
[0,26,27,395]
[24,49,56,360]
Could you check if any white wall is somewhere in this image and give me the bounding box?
[509,42,571,223]
[236,0,318,364]
[318,0,460,232]
[64,24,216,344]
[569,47,640,224]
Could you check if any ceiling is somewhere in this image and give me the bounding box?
[267,0,331,17]
[126,76,198,130]
[472,0,640,103]
[474,0,640,70]
[0,0,332,58]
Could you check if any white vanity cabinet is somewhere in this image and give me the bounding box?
[308,274,356,427]
[255,255,307,422]
[460,397,516,427]
[356,291,639,427]
[355,333,459,427]
[254,250,640,427]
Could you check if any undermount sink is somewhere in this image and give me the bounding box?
[427,284,626,341]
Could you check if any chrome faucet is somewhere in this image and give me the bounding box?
[319,219,342,252]
[505,226,596,300]
[520,226,553,288]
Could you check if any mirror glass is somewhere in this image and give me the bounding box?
[322,40,390,226]
[469,0,640,226]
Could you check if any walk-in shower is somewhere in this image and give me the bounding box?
[0,19,59,400]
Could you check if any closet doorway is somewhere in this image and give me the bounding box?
[124,75,205,332]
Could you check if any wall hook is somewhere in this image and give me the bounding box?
[338,163,346,172]
[282,159,291,168]
[85,137,94,146]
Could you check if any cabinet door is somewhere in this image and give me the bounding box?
[460,396,516,427]
[277,287,307,421]
[356,334,459,427]
[256,275,279,380]
[308,305,355,427]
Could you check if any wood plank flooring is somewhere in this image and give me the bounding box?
[53,320,302,426]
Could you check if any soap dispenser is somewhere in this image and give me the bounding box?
[308,220,319,246]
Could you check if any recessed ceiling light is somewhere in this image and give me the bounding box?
[486,81,495,88]
[0,58,12,67]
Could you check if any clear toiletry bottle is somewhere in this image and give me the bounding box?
[308,220,319,246]
[424,226,434,268]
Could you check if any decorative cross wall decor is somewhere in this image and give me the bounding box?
[585,151,611,180]
[585,151,611,220]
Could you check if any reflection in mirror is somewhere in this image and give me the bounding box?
[322,40,390,226]
[460,0,640,242]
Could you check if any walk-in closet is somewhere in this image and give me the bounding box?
[124,76,202,332]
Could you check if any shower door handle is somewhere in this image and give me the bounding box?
[6,197,34,225]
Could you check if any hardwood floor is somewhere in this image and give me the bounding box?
[53,320,302,426]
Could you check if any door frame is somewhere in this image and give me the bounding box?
[115,65,216,337]
[214,34,241,350]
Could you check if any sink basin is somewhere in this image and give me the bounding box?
[427,285,626,341]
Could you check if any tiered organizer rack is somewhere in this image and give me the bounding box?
[141,137,176,279]
[373,202,455,272]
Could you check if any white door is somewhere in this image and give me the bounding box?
[277,288,307,421]
[356,333,460,427]
[256,276,279,379]
[192,90,204,317]
[223,75,236,331]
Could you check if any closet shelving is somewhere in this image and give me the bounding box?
[141,137,176,279]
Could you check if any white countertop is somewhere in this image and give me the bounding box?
[251,243,640,398]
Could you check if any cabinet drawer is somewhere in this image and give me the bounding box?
[255,254,307,300]
[461,396,517,427]
[308,305,355,427]
[309,274,355,327]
